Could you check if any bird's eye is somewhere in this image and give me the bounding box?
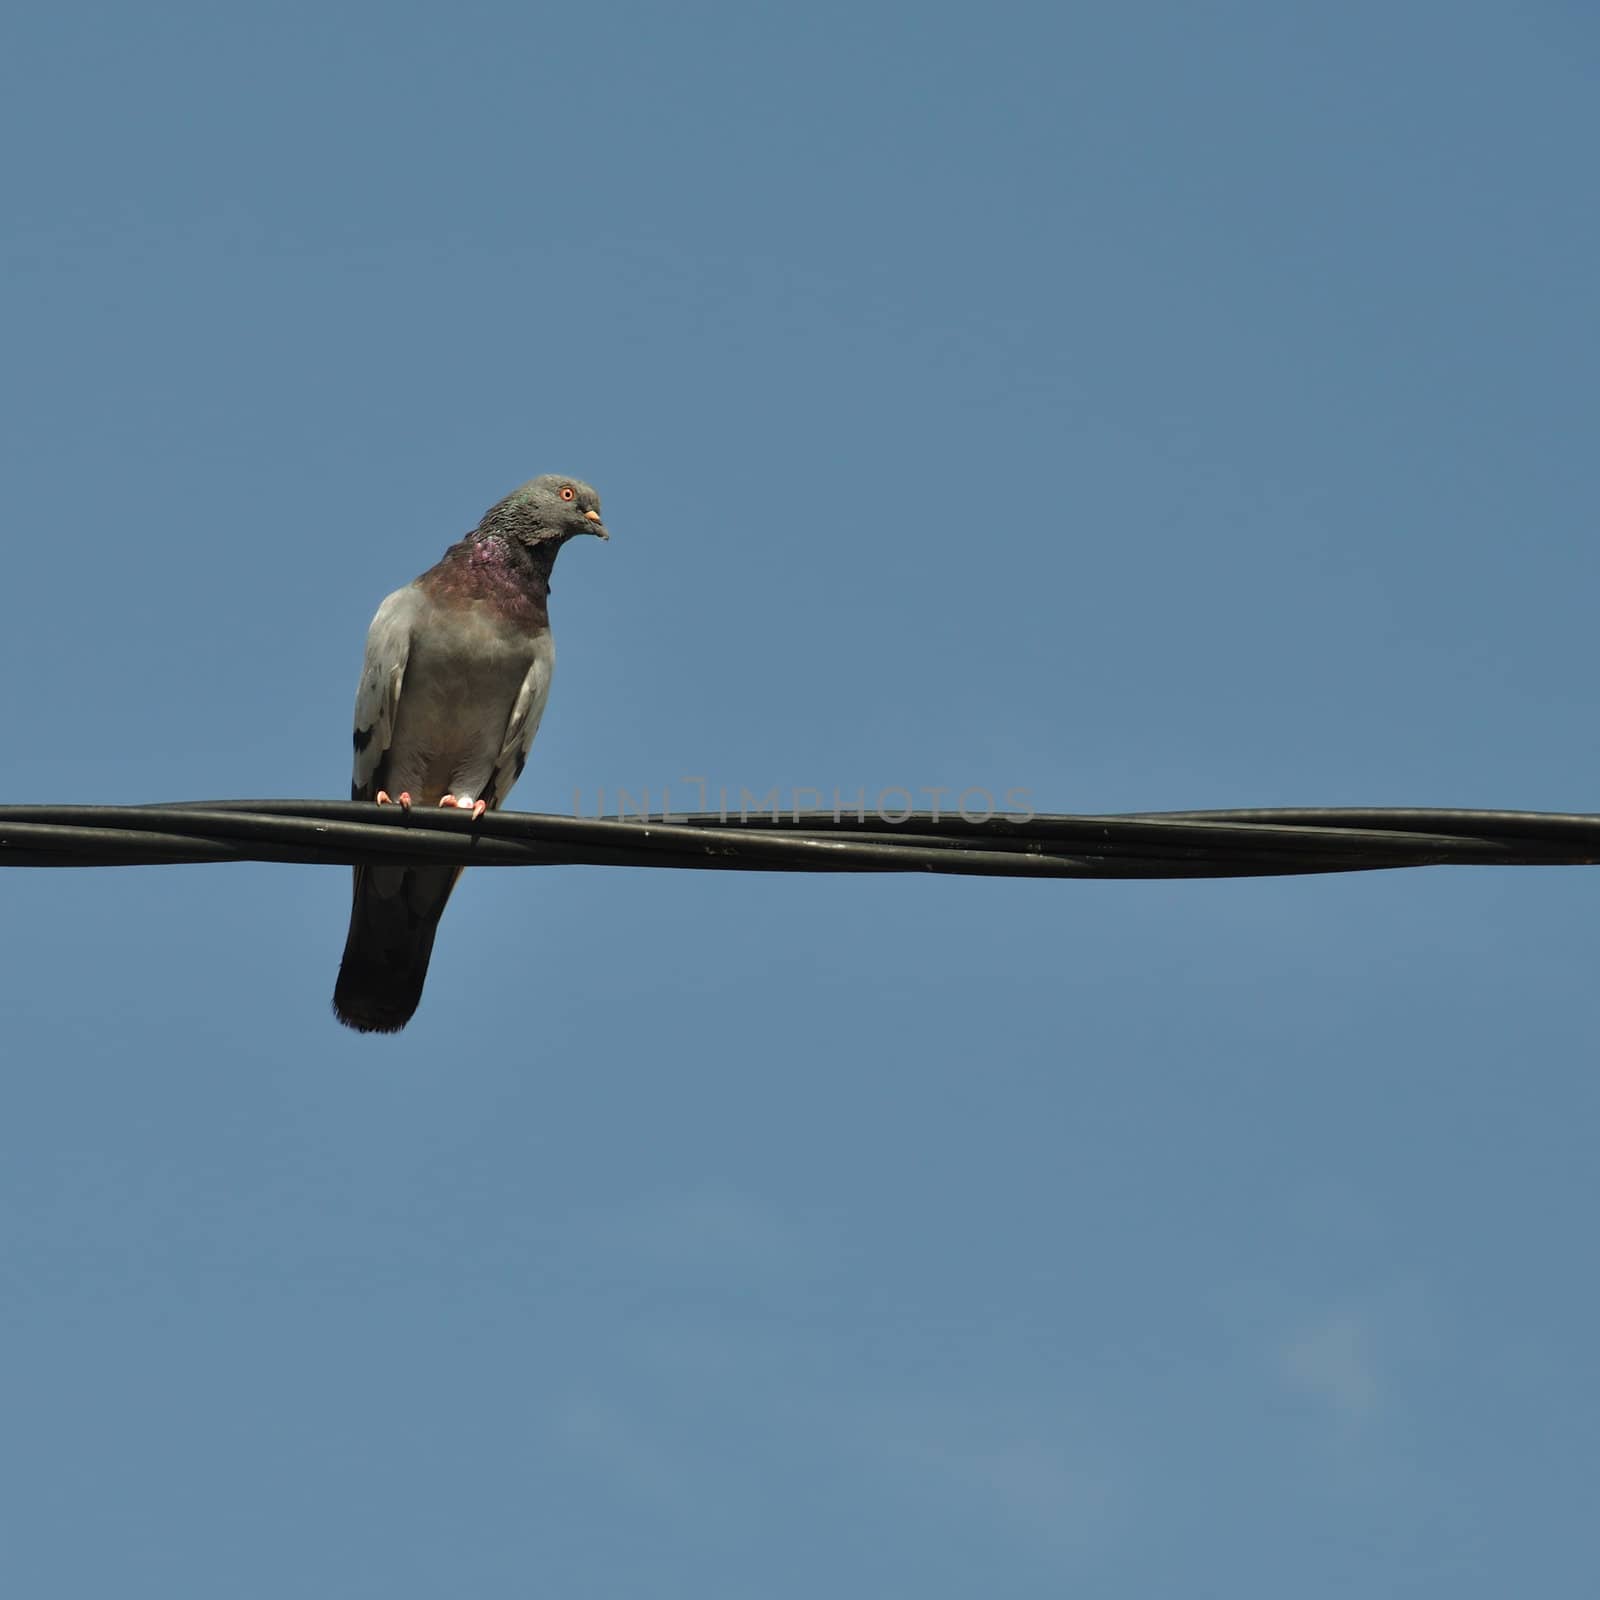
[559,485,576,501]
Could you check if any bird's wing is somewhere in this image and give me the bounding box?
[483,632,555,810]
[350,584,420,801]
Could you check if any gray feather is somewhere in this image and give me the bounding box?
[350,585,418,800]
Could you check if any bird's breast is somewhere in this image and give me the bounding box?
[386,600,550,804]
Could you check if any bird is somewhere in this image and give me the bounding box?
[332,474,609,1033]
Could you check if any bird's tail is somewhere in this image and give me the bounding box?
[332,864,462,1033]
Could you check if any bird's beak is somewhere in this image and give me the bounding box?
[584,509,609,541]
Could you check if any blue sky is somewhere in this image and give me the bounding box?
[3,2,1599,1593]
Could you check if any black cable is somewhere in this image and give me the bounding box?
[2,801,1599,879]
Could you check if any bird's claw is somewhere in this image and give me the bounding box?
[375,789,413,811]
[439,794,488,821]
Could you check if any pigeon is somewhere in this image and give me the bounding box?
[332,474,609,1033]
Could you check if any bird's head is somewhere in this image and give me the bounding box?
[480,474,609,546]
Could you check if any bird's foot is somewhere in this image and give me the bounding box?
[439,794,488,821]
[375,790,413,811]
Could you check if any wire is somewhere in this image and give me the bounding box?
[2,801,1599,879]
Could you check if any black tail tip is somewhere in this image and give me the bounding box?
[331,991,419,1034]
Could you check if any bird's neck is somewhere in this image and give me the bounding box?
[464,529,562,593]
[425,532,558,627]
